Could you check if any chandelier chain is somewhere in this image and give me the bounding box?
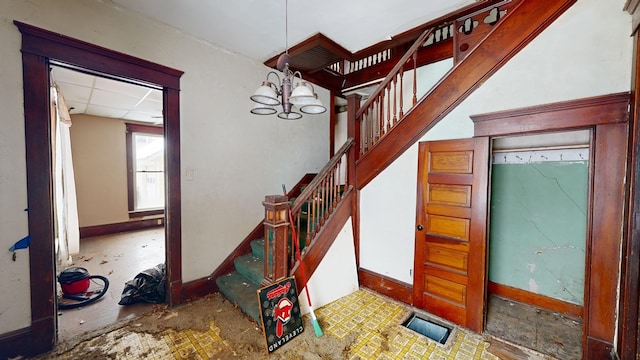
[285,0,288,54]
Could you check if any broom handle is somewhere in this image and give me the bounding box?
[283,185,313,307]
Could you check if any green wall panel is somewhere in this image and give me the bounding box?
[489,160,588,305]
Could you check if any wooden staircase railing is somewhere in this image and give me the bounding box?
[263,138,354,284]
[353,0,576,189]
[356,29,433,155]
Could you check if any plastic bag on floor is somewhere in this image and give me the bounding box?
[118,263,166,305]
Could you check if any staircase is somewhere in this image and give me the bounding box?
[215,238,265,323]
[214,0,576,327]
[214,141,354,324]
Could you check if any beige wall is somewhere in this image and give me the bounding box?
[70,115,129,227]
[0,0,329,334]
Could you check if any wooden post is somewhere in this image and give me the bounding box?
[262,195,290,284]
[346,93,362,268]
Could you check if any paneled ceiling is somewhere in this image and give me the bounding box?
[51,66,163,124]
[52,0,477,123]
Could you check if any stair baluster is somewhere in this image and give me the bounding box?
[355,28,433,156]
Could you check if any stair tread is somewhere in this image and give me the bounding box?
[250,238,264,260]
[215,271,261,323]
[234,254,264,286]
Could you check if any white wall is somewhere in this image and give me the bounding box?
[298,218,359,315]
[359,0,633,283]
[0,0,329,334]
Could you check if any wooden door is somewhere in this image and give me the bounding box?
[414,137,489,332]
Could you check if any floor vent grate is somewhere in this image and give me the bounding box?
[402,313,451,344]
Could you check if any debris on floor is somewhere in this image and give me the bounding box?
[37,290,543,359]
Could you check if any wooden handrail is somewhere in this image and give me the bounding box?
[356,28,433,119]
[291,138,354,214]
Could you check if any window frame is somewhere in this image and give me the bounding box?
[126,122,165,218]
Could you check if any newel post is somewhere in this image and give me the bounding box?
[262,195,290,285]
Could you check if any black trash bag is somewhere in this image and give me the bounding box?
[118,263,166,305]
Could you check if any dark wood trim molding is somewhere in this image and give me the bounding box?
[586,122,628,354]
[346,94,362,268]
[359,268,413,306]
[355,0,577,190]
[164,87,182,307]
[126,122,164,212]
[342,39,454,91]
[618,31,640,360]
[0,327,32,358]
[79,218,163,239]
[14,21,183,357]
[181,277,217,303]
[586,337,615,360]
[16,22,182,89]
[488,282,582,319]
[206,223,264,295]
[473,93,630,359]
[472,92,630,136]
[129,209,164,218]
[286,173,318,199]
[19,43,57,358]
[126,123,163,134]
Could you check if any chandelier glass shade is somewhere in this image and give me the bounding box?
[249,0,326,120]
[250,55,326,120]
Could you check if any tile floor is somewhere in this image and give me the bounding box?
[38,289,526,359]
[315,289,497,360]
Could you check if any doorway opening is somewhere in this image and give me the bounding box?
[16,20,183,354]
[50,64,167,342]
[484,130,589,359]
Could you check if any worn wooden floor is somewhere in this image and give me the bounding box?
[57,228,165,343]
[485,294,582,359]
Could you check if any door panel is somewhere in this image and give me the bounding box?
[414,137,489,332]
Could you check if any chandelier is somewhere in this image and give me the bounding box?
[250,0,326,120]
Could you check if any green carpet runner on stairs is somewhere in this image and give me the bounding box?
[216,238,265,323]
[216,203,315,325]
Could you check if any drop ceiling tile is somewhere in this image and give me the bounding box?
[134,98,162,115]
[55,82,92,105]
[94,76,150,99]
[90,88,140,109]
[145,89,163,102]
[65,101,87,115]
[51,66,95,88]
[123,111,163,124]
[86,104,128,119]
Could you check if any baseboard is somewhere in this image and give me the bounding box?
[79,217,164,238]
[488,281,583,319]
[0,326,36,359]
[585,336,614,359]
[181,276,216,302]
[358,268,413,305]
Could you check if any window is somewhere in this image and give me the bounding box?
[126,123,164,216]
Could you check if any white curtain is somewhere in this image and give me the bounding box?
[52,85,80,266]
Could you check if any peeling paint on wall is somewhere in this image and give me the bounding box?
[488,149,587,305]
